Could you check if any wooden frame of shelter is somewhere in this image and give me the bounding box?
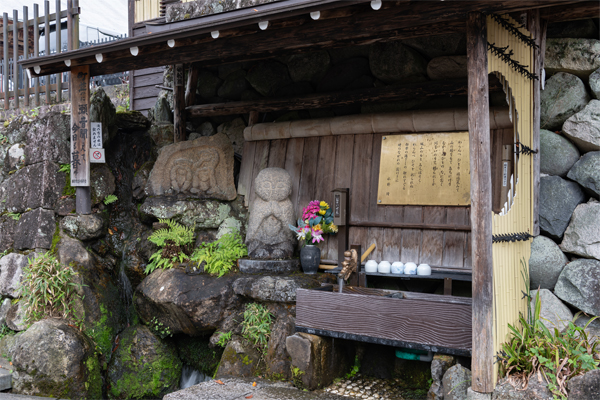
[19,0,598,393]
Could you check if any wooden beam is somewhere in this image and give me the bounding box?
[467,12,494,394]
[540,1,599,22]
[188,78,503,118]
[349,221,471,232]
[173,64,186,142]
[70,65,91,214]
[185,64,198,107]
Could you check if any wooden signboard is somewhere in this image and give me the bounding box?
[70,65,90,186]
[377,132,471,206]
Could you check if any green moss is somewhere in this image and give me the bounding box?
[175,335,222,376]
[85,356,103,399]
[242,355,252,365]
[85,304,114,357]
[50,220,60,254]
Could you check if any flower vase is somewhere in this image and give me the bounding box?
[300,245,320,274]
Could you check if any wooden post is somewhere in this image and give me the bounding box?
[2,13,8,110]
[13,10,19,109]
[174,64,186,142]
[72,0,80,50]
[55,0,62,103]
[467,12,494,393]
[23,6,29,107]
[44,0,50,105]
[185,64,198,107]
[70,65,91,214]
[33,4,40,106]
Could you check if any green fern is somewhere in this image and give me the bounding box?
[103,194,118,205]
[191,230,247,277]
[145,218,195,275]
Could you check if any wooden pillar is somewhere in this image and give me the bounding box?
[70,65,91,214]
[55,0,62,103]
[174,64,186,142]
[44,0,50,105]
[13,10,19,109]
[528,10,546,236]
[185,64,199,107]
[23,6,29,107]
[2,13,8,110]
[33,4,40,106]
[467,12,494,393]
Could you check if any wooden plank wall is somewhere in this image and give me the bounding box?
[130,24,163,116]
[237,131,512,271]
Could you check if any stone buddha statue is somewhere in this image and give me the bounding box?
[246,168,295,259]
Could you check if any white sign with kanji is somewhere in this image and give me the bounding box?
[90,148,106,163]
[91,122,103,149]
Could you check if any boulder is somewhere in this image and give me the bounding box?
[285,51,330,83]
[0,329,19,359]
[197,69,223,99]
[107,325,182,399]
[154,96,173,123]
[13,208,56,250]
[5,144,25,171]
[574,315,600,344]
[90,164,116,205]
[55,197,76,216]
[0,161,65,213]
[23,112,70,167]
[568,369,600,400]
[545,38,600,80]
[217,117,246,155]
[467,387,492,400]
[266,312,295,378]
[132,161,153,201]
[217,69,249,100]
[0,298,11,326]
[135,268,242,336]
[539,129,580,177]
[149,122,175,148]
[546,19,599,39]
[370,42,427,84]
[215,337,262,378]
[60,213,105,241]
[246,61,292,97]
[567,151,600,196]
[555,259,600,316]
[402,33,466,58]
[90,87,118,145]
[286,332,352,390]
[529,235,569,290]
[115,110,150,131]
[6,301,27,331]
[492,377,553,399]
[562,100,600,153]
[145,133,237,200]
[0,216,18,252]
[140,196,232,228]
[540,72,589,131]
[590,67,600,100]
[317,57,371,92]
[428,354,456,400]
[12,319,102,398]
[539,176,586,240]
[0,253,28,297]
[530,289,573,332]
[328,45,371,65]
[57,235,128,356]
[427,56,468,80]
[560,199,600,260]
[442,364,471,400]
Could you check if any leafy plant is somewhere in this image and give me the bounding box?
[190,230,247,277]
[241,303,273,355]
[6,212,20,221]
[58,163,71,174]
[59,164,76,196]
[19,252,83,325]
[215,331,232,348]
[345,355,361,378]
[149,316,172,339]
[497,261,599,399]
[103,194,118,205]
[145,218,195,274]
[0,325,15,341]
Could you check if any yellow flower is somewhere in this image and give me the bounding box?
[320,201,329,209]
[331,224,338,233]
[313,224,322,231]
[318,209,326,215]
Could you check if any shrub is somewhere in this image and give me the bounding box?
[19,252,83,325]
[145,219,195,274]
[241,303,272,355]
[190,230,247,277]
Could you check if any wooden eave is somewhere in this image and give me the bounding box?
[20,0,596,77]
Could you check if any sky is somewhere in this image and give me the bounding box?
[3,0,129,38]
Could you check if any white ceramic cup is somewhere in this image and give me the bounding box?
[378,261,391,274]
[364,259,378,273]
[391,261,404,274]
[417,263,432,276]
[404,262,417,275]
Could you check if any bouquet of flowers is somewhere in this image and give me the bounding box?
[289,200,338,245]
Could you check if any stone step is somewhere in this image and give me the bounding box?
[0,357,12,392]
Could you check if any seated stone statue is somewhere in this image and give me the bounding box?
[246,168,295,259]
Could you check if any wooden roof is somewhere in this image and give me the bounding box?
[20,0,597,77]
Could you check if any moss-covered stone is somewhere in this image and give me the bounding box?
[175,334,223,376]
[107,325,182,399]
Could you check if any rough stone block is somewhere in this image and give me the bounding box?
[568,367,600,399]
[560,199,600,260]
[140,196,232,228]
[467,387,492,400]
[0,161,64,213]
[238,259,300,275]
[145,133,236,200]
[530,289,573,332]
[562,99,600,153]
[442,364,471,400]
[0,253,28,298]
[60,214,105,241]
[428,354,456,400]
[0,216,18,252]
[23,112,70,167]
[286,332,352,390]
[13,208,56,250]
[555,258,600,316]
[545,38,600,80]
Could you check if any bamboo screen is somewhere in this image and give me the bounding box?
[487,15,535,384]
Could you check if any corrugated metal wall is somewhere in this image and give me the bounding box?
[487,14,535,384]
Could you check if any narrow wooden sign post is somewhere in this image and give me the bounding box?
[70,65,91,214]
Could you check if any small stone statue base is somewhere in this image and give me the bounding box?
[238,259,300,274]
